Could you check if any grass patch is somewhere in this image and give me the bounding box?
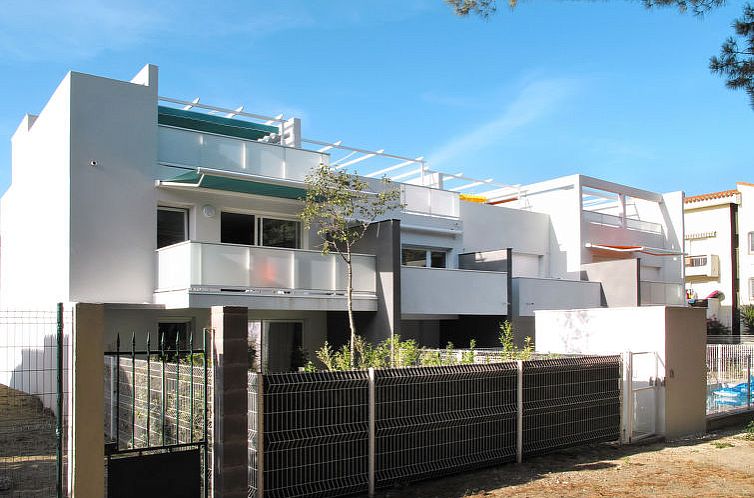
[712,441,734,449]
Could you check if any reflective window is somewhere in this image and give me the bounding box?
[261,218,300,249]
[157,208,187,248]
[221,212,255,245]
[402,248,427,267]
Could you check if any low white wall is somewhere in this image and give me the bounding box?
[535,306,706,439]
[513,277,601,317]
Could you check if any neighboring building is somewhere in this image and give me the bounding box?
[683,182,754,334]
[0,65,686,369]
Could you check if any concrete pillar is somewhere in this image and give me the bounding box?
[211,306,249,498]
[71,303,105,498]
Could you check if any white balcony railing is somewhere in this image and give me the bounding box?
[640,281,685,306]
[583,210,663,234]
[401,184,460,219]
[684,254,719,278]
[401,266,507,315]
[156,241,376,296]
[158,126,325,183]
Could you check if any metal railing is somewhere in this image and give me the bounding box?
[0,305,71,497]
[247,356,621,498]
[706,344,753,416]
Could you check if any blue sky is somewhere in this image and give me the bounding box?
[1,0,752,196]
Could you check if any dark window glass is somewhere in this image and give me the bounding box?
[158,322,190,356]
[157,208,187,248]
[221,212,254,245]
[430,251,447,268]
[262,219,300,248]
[402,248,427,267]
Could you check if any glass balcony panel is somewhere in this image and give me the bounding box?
[244,141,285,178]
[200,243,249,287]
[295,251,335,291]
[201,133,244,171]
[249,247,294,289]
[158,127,201,166]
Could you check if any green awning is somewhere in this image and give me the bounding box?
[158,106,279,141]
[161,171,307,200]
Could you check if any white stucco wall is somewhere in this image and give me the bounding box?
[68,67,159,303]
[535,306,707,439]
[1,76,72,306]
[684,200,735,326]
[737,183,754,307]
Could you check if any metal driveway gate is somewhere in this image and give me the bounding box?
[624,351,659,441]
[104,329,209,498]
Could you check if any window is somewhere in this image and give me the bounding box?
[749,232,754,253]
[158,321,190,357]
[221,212,255,245]
[750,278,754,300]
[260,218,300,248]
[157,207,187,248]
[221,213,301,248]
[401,247,448,268]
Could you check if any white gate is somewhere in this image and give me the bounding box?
[623,351,660,442]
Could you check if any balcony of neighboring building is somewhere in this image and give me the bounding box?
[684,254,720,278]
[155,241,377,310]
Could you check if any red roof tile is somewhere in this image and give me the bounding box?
[684,189,739,204]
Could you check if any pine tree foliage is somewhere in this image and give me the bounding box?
[710,4,754,107]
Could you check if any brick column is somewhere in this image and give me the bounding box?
[211,306,249,498]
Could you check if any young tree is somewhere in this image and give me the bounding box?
[300,164,402,368]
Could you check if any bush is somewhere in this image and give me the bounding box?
[707,316,731,335]
[740,305,754,333]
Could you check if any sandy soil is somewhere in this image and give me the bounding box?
[0,384,58,497]
[375,422,754,498]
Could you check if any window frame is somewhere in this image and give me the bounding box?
[749,232,754,254]
[157,206,189,249]
[401,246,449,269]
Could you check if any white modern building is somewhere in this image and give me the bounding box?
[0,65,686,369]
[684,182,754,334]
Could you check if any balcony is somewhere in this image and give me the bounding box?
[512,277,602,316]
[401,266,507,316]
[684,254,719,278]
[158,126,324,183]
[155,241,377,310]
[639,281,685,306]
[401,184,460,219]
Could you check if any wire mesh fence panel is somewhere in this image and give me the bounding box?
[104,358,211,449]
[257,370,369,498]
[522,356,621,456]
[706,344,753,416]
[374,363,518,486]
[0,307,71,497]
[248,372,260,498]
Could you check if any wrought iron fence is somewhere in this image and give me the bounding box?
[0,305,70,497]
[103,329,211,498]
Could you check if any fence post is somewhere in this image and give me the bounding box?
[368,367,376,496]
[746,355,751,410]
[717,343,722,382]
[70,303,105,498]
[516,360,523,464]
[256,373,264,498]
[620,352,630,444]
[211,306,250,498]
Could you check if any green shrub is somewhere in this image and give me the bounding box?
[740,305,754,333]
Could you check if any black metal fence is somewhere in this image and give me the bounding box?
[248,355,621,498]
[103,330,210,498]
[0,305,70,498]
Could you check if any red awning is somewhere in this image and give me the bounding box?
[585,242,683,257]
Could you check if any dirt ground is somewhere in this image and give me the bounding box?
[0,384,58,497]
[375,422,754,498]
